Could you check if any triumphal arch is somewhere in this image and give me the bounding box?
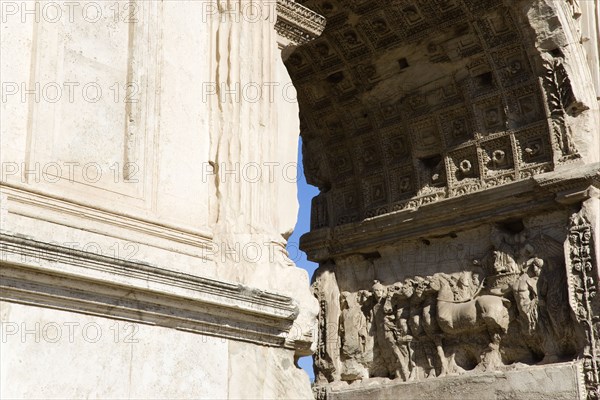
[288,0,600,399]
[1,0,599,399]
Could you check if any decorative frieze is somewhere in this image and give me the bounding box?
[290,1,600,399]
[275,0,326,47]
[568,212,600,399]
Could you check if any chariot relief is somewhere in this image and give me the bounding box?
[312,227,590,388]
[294,0,599,398]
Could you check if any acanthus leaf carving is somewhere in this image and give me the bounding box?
[568,213,600,400]
[541,57,582,163]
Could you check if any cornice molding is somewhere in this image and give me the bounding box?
[301,163,600,262]
[0,234,304,349]
[275,0,325,46]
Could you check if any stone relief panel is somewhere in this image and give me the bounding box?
[297,2,599,399]
[311,210,594,389]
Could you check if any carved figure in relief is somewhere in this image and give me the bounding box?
[402,278,432,378]
[339,291,370,381]
[370,281,412,380]
[483,231,582,362]
[512,257,542,334]
[383,310,412,381]
[523,233,582,362]
[535,259,579,363]
[492,248,520,275]
[387,282,416,381]
[475,240,522,295]
[452,272,481,301]
[325,226,584,386]
[402,277,448,378]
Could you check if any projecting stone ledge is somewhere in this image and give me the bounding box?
[315,362,584,400]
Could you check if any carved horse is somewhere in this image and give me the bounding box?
[431,276,511,370]
[432,276,510,335]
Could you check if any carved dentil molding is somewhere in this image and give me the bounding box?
[275,0,325,46]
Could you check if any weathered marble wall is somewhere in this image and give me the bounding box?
[0,1,325,398]
[1,301,312,399]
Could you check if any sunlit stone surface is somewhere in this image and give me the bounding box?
[1,1,324,398]
[2,0,599,398]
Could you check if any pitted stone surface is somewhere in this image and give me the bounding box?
[319,362,583,400]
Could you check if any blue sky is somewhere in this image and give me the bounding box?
[287,138,319,381]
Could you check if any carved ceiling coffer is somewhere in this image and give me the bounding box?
[288,0,600,398]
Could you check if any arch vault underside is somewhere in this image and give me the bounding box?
[287,0,598,230]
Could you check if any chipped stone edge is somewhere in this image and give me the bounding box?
[314,361,586,400]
